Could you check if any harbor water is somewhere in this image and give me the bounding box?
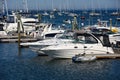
[0,43,120,80]
[1,9,120,80]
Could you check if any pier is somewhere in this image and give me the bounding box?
[0,35,38,43]
[95,54,120,59]
[86,48,120,59]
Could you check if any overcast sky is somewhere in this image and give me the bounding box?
[5,0,120,10]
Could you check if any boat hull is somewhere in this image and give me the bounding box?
[42,48,114,58]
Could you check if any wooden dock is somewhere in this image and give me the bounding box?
[0,36,38,43]
[95,54,120,59]
[0,38,38,43]
[85,53,120,59]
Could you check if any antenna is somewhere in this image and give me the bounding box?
[4,0,8,16]
[0,0,5,14]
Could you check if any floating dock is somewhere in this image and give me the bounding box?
[82,48,120,59]
[95,54,120,59]
[86,53,120,59]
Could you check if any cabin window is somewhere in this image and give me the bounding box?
[23,21,36,23]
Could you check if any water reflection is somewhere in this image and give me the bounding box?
[27,56,118,80]
[1,43,120,80]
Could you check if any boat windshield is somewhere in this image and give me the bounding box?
[56,34,74,39]
[74,35,98,44]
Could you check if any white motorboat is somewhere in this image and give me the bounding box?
[21,31,75,55]
[116,18,120,21]
[41,32,114,58]
[89,12,101,16]
[23,33,74,46]
[84,19,119,33]
[111,12,120,16]
[42,12,49,16]
[83,19,120,46]
[30,23,65,39]
[72,54,97,62]
[63,19,71,24]
[3,12,38,34]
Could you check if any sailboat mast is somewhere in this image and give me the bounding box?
[23,0,28,13]
[4,0,8,16]
[51,0,53,10]
[0,0,5,14]
[0,0,8,16]
[2,0,5,14]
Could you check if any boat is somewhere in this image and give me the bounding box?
[68,13,78,17]
[63,19,71,24]
[72,54,97,62]
[89,12,101,16]
[49,12,55,19]
[116,18,120,21]
[31,23,65,39]
[20,31,75,55]
[111,12,120,16]
[83,19,120,46]
[58,12,62,16]
[42,12,49,16]
[41,32,114,58]
[3,12,38,35]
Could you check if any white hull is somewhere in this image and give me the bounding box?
[41,32,115,59]
[4,23,35,33]
[29,46,46,55]
[42,47,114,58]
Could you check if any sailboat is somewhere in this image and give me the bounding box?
[111,0,120,16]
[89,0,100,16]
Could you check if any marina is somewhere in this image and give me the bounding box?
[1,0,120,80]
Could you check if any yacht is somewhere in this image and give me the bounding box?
[89,12,101,16]
[21,31,75,55]
[41,32,114,58]
[117,18,120,21]
[83,19,120,45]
[31,23,65,39]
[3,12,38,34]
[42,12,49,16]
[84,19,119,33]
